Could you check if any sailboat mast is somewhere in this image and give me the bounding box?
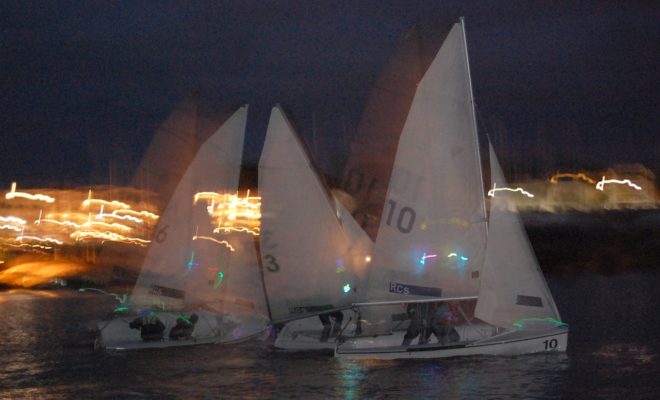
[460,17,489,235]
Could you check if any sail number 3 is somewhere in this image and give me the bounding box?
[264,254,280,272]
[385,200,416,234]
[261,230,280,272]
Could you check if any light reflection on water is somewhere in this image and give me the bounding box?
[1,270,660,399]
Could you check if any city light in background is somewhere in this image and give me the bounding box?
[1,165,656,290]
[0,186,265,288]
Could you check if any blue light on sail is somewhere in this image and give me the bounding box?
[336,258,345,273]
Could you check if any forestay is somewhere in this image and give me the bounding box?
[474,144,561,327]
[366,22,487,303]
[259,106,372,322]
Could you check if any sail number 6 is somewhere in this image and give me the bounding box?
[385,199,416,234]
[155,225,169,243]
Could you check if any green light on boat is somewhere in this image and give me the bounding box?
[512,317,567,329]
[213,271,224,289]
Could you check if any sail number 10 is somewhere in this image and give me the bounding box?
[385,200,416,234]
[543,338,559,350]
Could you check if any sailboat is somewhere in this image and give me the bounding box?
[95,105,270,350]
[258,106,373,350]
[335,19,568,360]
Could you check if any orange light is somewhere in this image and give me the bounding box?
[549,172,597,185]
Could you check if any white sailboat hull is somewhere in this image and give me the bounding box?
[335,326,568,360]
[274,313,357,351]
[95,311,268,351]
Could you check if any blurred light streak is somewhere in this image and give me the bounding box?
[420,217,471,230]
[488,183,534,198]
[420,252,437,265]
[112,209,159,220]
[192,235,235,251]
[70,231,150,246]
[16,235,63,245]
[5,182,55,203]
[95,205,143,224]
[0,216,27,225]
[0,225,22,232]
[596,177,642,191]
[0,260,89,287]
[550,172,597,185]
[83,190,131,209]
[213,226,260,236]
[3,242,53,251]
[35,219,82,229]
[81,220,133,233]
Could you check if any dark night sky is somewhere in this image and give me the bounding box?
[1,1,658,189]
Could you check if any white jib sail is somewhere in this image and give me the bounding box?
[474,143,561,327]
[131,106,266,317]
[366,21,487,303]
[259,106,372,322]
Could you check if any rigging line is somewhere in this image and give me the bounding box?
[473,103,493,143]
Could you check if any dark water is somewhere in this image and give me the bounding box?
[1,269,659,399]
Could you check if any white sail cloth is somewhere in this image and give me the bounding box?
[366,22,487,303]
[474,144,561,327]
[131,106,267,319]
[259,106,372,322]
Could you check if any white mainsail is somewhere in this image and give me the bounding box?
[259,106,372,322]
[474,143,561,327]
[366,21,487,303]
[131,105,266,318]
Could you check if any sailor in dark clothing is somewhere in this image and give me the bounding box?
[402,303,426,345]
[425,302,460,345]
[319,310,344,342]
[169,313,199,340]
[129,312,165,341]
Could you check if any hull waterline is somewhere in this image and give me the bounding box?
[335,326,568,360]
